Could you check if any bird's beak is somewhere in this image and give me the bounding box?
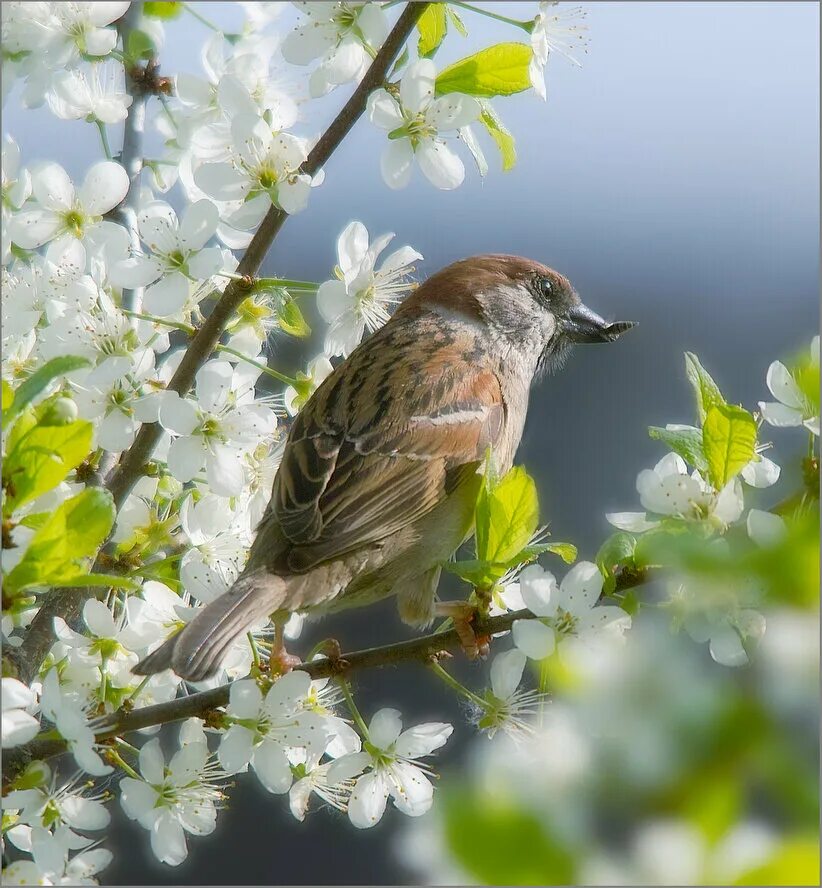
[563,303,637,343]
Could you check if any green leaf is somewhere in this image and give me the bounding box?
[734,837,820,886]
[2,380,12,411]
[648,425,708,472]
[278,300,311,338]
[596,532,637,576]
[478,101,516,171]
[539,542,577,564]
[126,28,156,63]
[702,404,757,488]
[475,465,540,568]
[442,792,575,885]
[144,1,182,18]
[3,420,93,515]
[684,352,725,424]
[435,43,533,98]
[4,356,90,426]
[417,3,448,57]
[446,5,468,37]
[5,488,115,594]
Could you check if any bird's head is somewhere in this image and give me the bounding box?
[402,254,636,376]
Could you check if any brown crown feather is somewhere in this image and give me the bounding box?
[396,254,571,319]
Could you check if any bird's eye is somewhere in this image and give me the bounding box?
[539,278,553,298]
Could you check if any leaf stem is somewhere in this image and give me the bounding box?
[428,660,487,709]
[107,748,141,780]
[337,678,370,739]
[448,1,534,32]
[256,277,320,292]
[96,121,112,160]
[214,344,297,387]
[182,2,222,33]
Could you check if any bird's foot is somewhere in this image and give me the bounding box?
[268,645,302,676]
[316,638,350,674]
[435,601,491,660]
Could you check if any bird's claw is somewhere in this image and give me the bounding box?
[435,602,491,660]
[317,638,350,674]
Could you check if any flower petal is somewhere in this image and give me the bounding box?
[380,139,414,190]
[558,561,602,614]
[426,94,481,129]
[400,59,435,115]
[179,200,219,252]
[394,722,453,758]
[166,435,206,483]
[416,138,465,190]
[765,360,803,408]
[518,564,558,617]
[139,738,165,783]
[348,771,389,828]
[143,272,189,316]
[368,708,402,749]
[367,89,404,130]
[252,740,293,793]
[758,400,803,428]
[513,619,556,660]
[79,161,129,215]
[488,648,526,701]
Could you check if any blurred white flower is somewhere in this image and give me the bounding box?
[2,135,31,263]
[512,562,631,660]
[3,772,110,838]
[367,60,481,190]
[282,1,389,97]
[2,824,112,886]
[120,735,226,867]
[529,2,588,101]
[317,221,422,357]
[288,748,354,821]
[327,708,452,829]
[1,677,40,748]
[111,200,224,315]
[758,337,819,435]
[746,508,787,547]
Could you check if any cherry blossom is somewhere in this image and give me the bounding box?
[317,220,422,357]
[367,59,481,190]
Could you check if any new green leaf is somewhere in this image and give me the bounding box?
[417,4,448,57]
[3,356,89,426]
[475,465,540,568]
[3,420,93,515]
[684,352,725,423]
[278,300,311,338]
[648,425,707,472]
[479,101,516,171]
[144,1,182,18]
[435,43,534,98]
[702,404,757,489]
[5,488,116,593]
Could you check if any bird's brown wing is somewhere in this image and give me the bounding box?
[266,324,505,573]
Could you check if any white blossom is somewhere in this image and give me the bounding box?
[512,562,631,660]
[758,337,819,435]
[367,60,481,190]
[120,734,226,867]
[1,677,40,748]
[477,649,546,741]
[282,2,389,97]
[284,355,333,416]
[317,220,422,357]
[110,200,224,315]
[217,673,332,793]
[327,708,452,829]
[9,161,128,261]
[47,61,132,124]
[529,2,588,101]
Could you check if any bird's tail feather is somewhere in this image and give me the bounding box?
[133,570,286,682]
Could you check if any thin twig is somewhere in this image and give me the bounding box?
[2,567,649,783]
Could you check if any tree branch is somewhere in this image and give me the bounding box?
[10,3,429,687]
[2,566,649,783]
[114,2,147,314]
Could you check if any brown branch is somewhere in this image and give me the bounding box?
[10,3,429,687]
[2,566,650,784]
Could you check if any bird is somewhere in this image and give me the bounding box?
[135,254,635,681]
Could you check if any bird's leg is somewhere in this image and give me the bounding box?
[434,601,491,660]
[268,618,302,675]
[315,638,350,674]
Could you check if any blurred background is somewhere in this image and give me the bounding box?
[4,1,819,884]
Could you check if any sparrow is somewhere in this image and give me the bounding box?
[135,254,635,681]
